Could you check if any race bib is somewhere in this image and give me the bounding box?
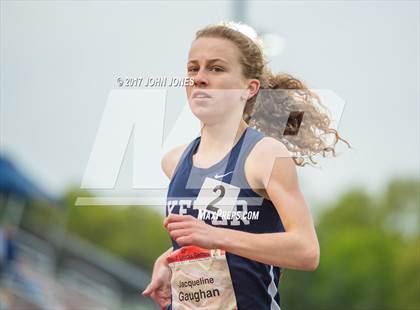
[167,245,238,310]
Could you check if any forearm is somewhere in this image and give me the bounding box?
[215,228,319,271]
[156,246,173,265]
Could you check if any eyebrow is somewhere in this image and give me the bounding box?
[187,58,229,65]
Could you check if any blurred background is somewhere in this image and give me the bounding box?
[1,0,419,309]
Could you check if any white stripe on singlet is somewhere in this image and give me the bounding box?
[268,265,281,310]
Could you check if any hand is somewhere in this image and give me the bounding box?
[164,214,223,249]
[142,256,172,310]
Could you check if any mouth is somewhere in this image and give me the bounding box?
[192,90,212,99]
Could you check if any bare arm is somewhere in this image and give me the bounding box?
[142,145,188,305]
[155,246,173,265]
[215,138,320,270]
[156,144,189,260]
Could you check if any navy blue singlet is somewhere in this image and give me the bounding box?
[165,126,285,310]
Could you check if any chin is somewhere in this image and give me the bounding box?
[191,108,212,122]
[190,107,220,125]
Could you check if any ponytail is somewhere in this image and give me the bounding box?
[196,22,351,167]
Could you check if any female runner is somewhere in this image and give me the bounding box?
[143,21,350,310]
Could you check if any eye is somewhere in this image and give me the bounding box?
[209,66,224,72]
[187,67,199,73]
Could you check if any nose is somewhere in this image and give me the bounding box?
[193,69,209,87]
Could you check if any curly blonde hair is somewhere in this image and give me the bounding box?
[195,22,351,167]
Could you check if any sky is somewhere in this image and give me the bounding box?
[1,0,419,214]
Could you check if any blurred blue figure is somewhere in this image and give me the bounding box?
[0,225,17,279]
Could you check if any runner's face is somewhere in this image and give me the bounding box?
[186,37,250,124]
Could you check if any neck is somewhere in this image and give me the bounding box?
[197,118,249,156]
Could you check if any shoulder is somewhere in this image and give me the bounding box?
[161,143,190,180]
[252,136,290,159]
[245,136,297,192]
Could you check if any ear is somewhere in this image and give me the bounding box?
[247,79,260,100]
